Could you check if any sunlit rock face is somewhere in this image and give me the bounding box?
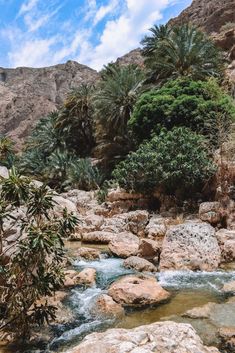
[170,0,235,34]
[0,60,98,148]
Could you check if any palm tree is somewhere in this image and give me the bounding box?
[142,24,223,83]
[56,84,95,156]
[94,64,145,139]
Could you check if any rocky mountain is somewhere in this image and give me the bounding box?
[0,0,235,147]
[170,0,235,34]
[0,61,98,148]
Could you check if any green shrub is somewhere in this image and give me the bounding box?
[113,127,216,196]
[129,79,235,144]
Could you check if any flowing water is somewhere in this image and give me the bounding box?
[47,256,235,352]
[2,247,235,353]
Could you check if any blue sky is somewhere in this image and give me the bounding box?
[0,0,192,70]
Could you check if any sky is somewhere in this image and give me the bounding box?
[0,0,192,70]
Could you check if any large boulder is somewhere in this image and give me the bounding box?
[216,229,235,262]
[222,281,235,294]
[145,216,168,240]
[125,210,149,237]
[108,233,139,258]
[67,321,219,353]
[91,294,124,319]
[82,231,117,244]
[138,238,161,261]
[123,256,157,272]
[76,268,96,287]
[199,202,222,225]
[108,274,170,307]
[53,195,78,217]
[75,247,101,260]
[160,222,221,271]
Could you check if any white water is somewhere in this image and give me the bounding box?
[49,257,235,352]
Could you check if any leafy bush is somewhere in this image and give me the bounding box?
[129,78,235,144]
[0,173,78,339]
[113,127,216,196]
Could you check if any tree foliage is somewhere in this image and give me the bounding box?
[129,78,235,144]
[142,23,223,82]
[113,127,216,195]
[0,171,78,340]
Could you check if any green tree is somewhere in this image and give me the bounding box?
[56,84,95,157]
[142,24,223,83]
[0,176,78,340]
[113,127,216,196]
[129,78,235,144]
[94,64,145,139]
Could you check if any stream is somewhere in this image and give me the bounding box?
[47,256,235,353]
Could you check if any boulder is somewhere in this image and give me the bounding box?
[216,229,235,262]
[145,216,168,240]
[199,202,222,225]
[82,231,117,244]
[107,188,144,202]
[64,270,80,287]
[76,247,101,260]
[68,321,219,353]
[76,268,96,287]
[108,274,170,307]
[108,232,139,258]
[222,281,235,294]
[92,294,124,319]
[138,238,161,260]
[160,222,221,271]
[126,210,149,237]
[123,256,157,272]
[53,195,78,217]
[218,327,235,353]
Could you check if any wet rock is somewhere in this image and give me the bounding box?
[218,327,235,353]
[68,321,219,353]
[108,233,139,258]
[160,222,221,271]
[64,270,79,287]
[138,238,161,260]
[123,256,157,272]
[76,247,101,260]
[199,202,222,225]
[76,268,96,287]
[82,231,116,244]
[92,294,124,319]
[216,229,235,262]
[222,281,235,294]
[108,274,170,307]
[184,302,217,319]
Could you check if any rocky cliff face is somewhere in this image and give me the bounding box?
[170,0,235,34]
[0,60,98,148]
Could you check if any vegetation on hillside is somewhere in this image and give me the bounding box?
[2,24,234,198]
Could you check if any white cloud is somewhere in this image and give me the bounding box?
[19,0,39,15]
[77,0,171,69]
[3,0,180,69]
[93,0,119,26]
